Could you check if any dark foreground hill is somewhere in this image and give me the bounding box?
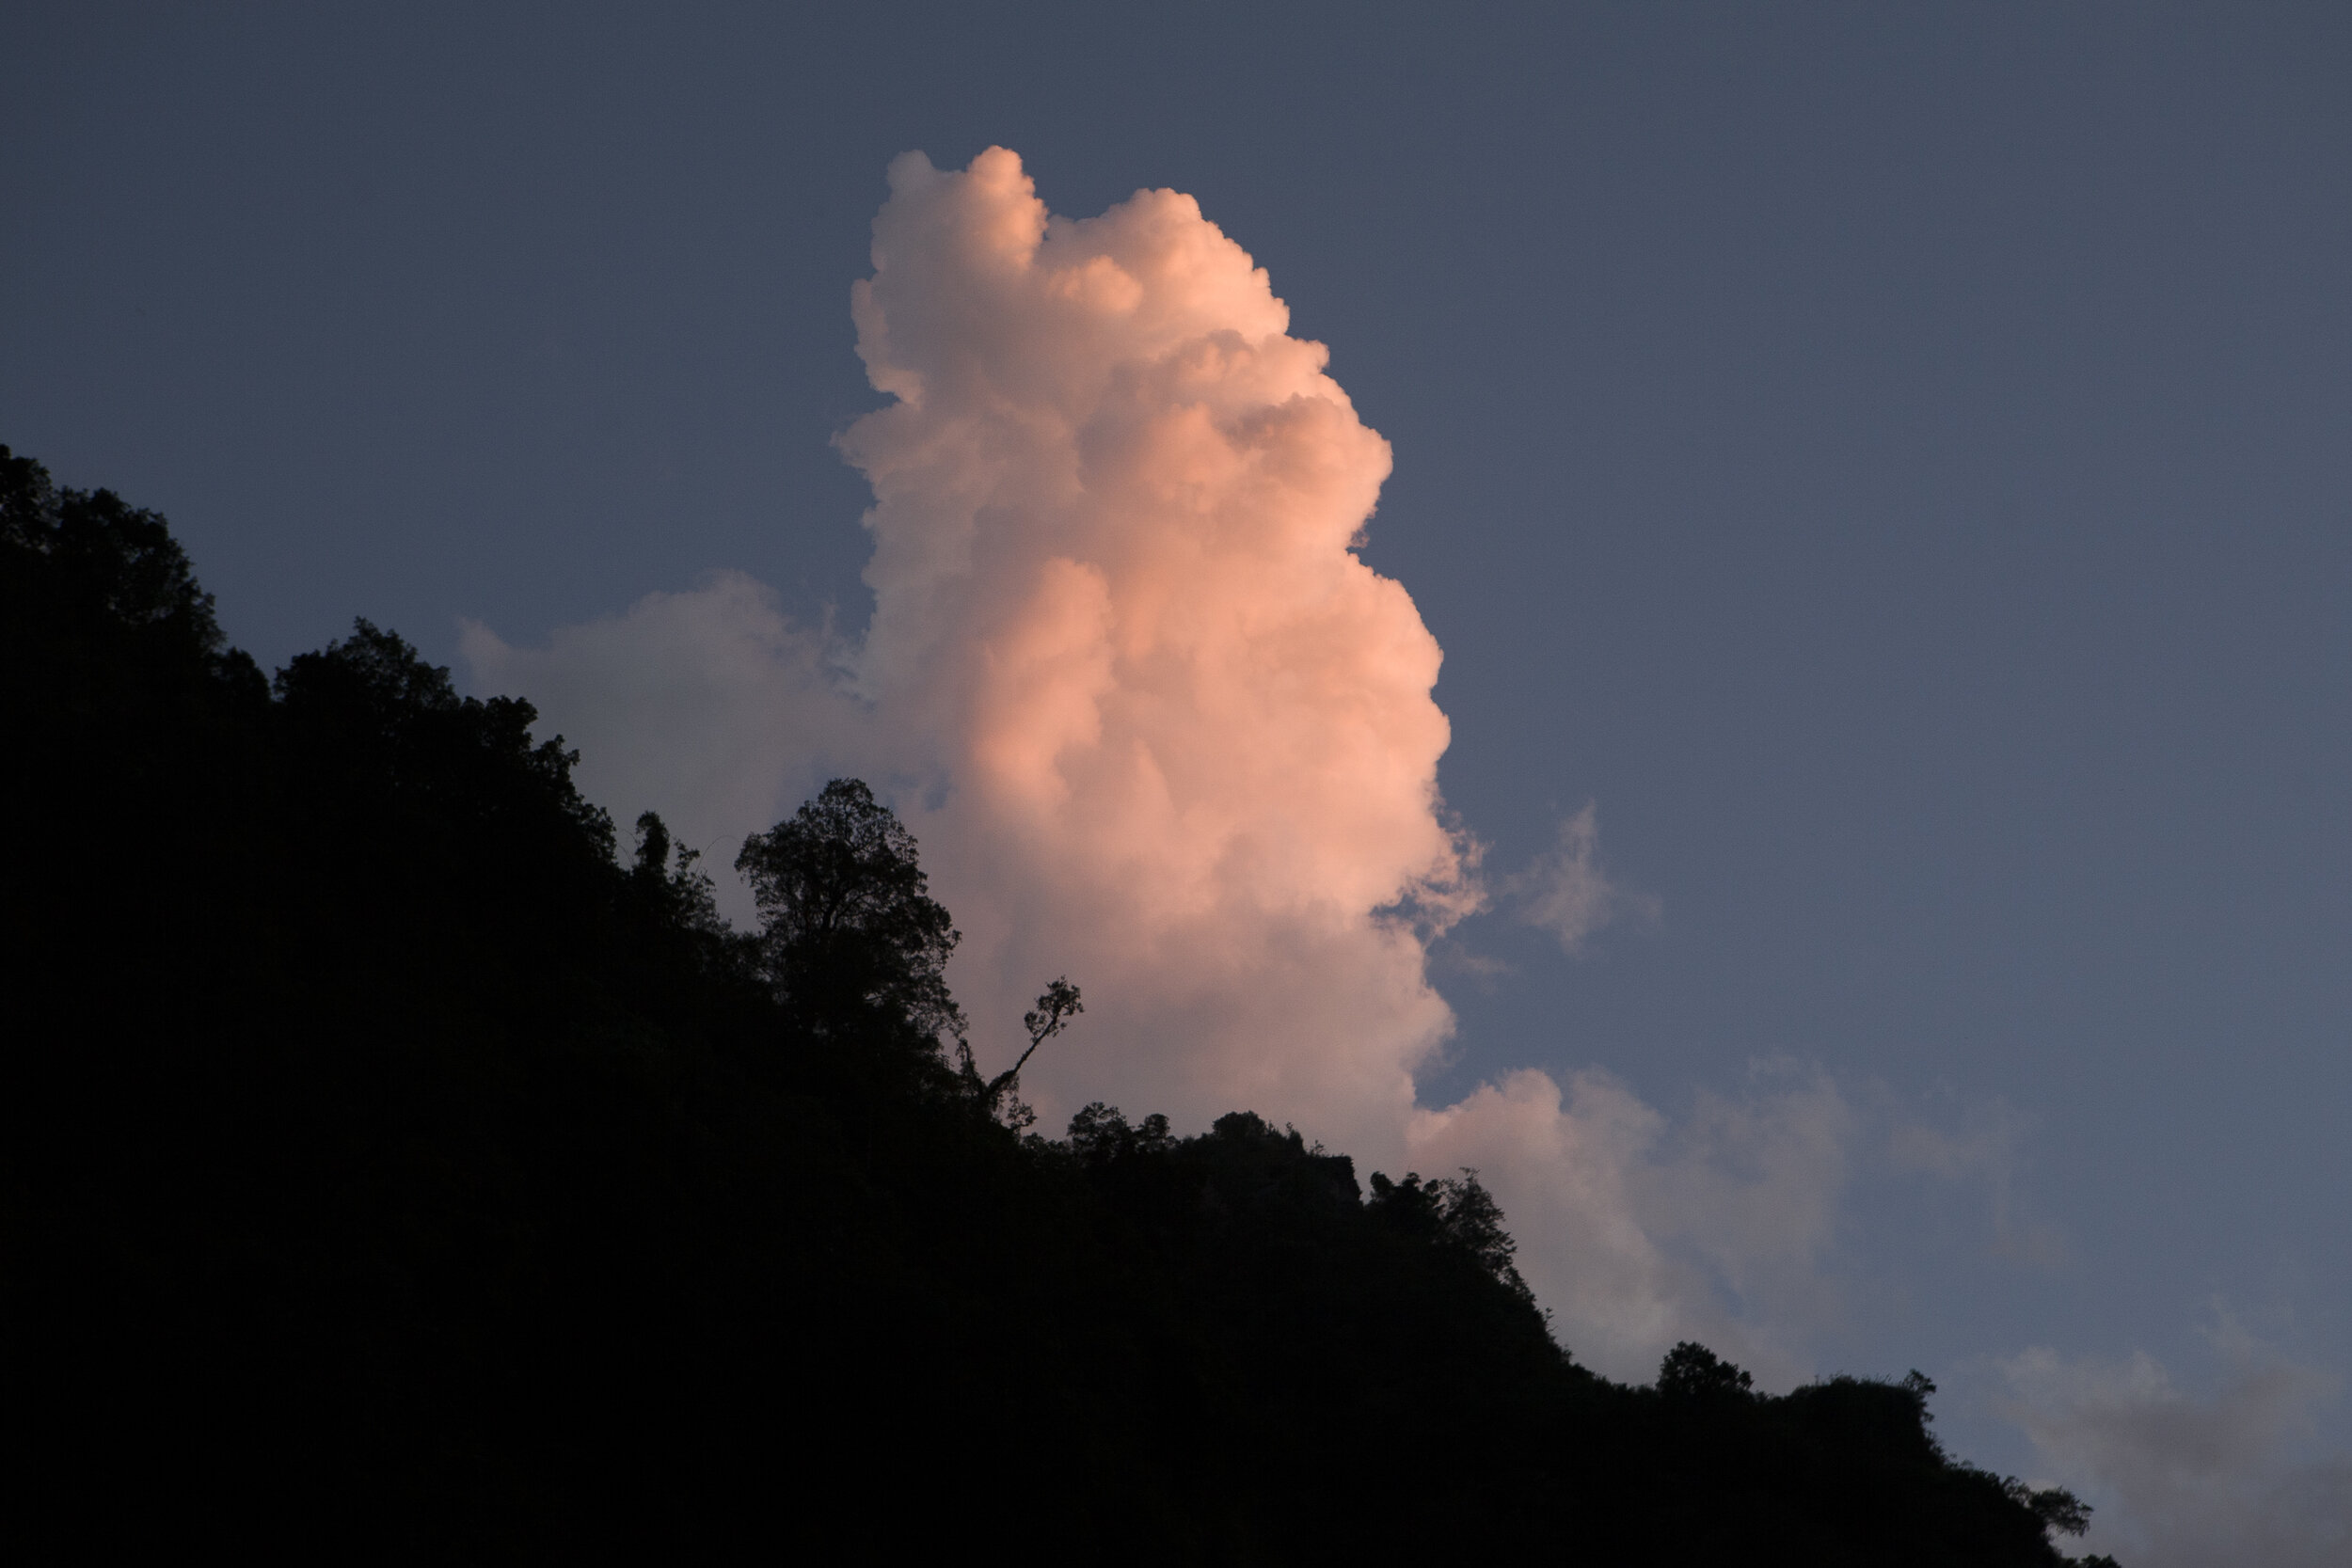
[2,448,2112,1564]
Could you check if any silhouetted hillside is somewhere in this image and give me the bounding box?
[2,447,2112,1563]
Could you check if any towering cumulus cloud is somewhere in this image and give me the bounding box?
[469,149,1856,1382]
[839,148,1470,1161]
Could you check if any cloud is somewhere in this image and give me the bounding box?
[460,571,857,911]
[457,148,1991,1388]
[1408,1063,1857,1384]
[1998,1312,2350,1565]
[818,146,1480,1165]
[1503,801,1656,955]
[1886,1097,2067,1266]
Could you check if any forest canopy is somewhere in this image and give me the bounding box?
[4,446,2112,1563]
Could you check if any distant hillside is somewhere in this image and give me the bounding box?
[3,446,2110,1564]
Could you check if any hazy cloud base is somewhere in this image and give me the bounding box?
[1998,1314,2351,1566]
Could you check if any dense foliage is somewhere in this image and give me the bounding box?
[3,448,2113,1563]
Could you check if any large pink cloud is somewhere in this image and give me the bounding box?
[833,148,1472,1161]
[467,149,1888,1383]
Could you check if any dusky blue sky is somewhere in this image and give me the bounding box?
[8,1,2348,1528]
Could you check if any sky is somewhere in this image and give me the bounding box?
[7,5,2348,1559]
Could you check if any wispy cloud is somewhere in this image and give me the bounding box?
[1503,802,1658,956]
[1887,1097,2067,1266]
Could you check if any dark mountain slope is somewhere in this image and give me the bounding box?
[2,448,2106,1564]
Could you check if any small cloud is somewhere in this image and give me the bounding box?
[459,573,862,925]
[1996,1309,2351,1566]
[1417,1067,2097,1391]
[1409,1062,1858,1387]
[1503,802,1658,955]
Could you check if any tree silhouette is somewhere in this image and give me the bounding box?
[1064,1101,1174,1164]
[975,976,1082,1129]
[735,778,963,1046]
[1658,1339,1757,1401]
[1368,1166,1537,1304]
